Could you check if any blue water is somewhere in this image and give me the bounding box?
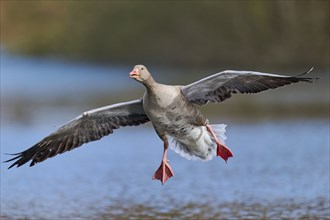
[1,120,329,218]
[1,52,329,219]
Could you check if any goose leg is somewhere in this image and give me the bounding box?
[206,125,233,162]
[152,140,174,184]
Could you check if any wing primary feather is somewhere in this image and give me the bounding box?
[181,68,317,105]
[5,99,149,169]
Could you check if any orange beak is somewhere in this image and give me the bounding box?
[129,68,140,79]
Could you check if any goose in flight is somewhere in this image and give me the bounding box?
[6,65,316,184]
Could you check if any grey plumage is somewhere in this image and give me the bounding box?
[181,67,316,105]
[5,99,149,168]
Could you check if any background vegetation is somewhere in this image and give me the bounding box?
[1,1,329,70]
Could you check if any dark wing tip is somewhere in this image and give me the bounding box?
[4,153,27,169]
[3,154,21,169]
[307,77,319,83]
[295,67,318,83]
[4,145,39,169]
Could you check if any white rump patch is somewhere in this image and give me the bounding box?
[211,124,227,143]
[169,124,227,161]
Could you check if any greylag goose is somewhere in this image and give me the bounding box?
[6,65,316,184]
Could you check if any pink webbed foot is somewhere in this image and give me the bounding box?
[206,124,233,162]
[216,142,233,162]
[152,160,174,185]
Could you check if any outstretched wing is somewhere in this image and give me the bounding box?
[5,99,149,168]
[181,68,316,105]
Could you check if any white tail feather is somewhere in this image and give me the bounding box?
[211,124,227,143]
[169,124,227,161]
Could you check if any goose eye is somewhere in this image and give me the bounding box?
[141,67,144,70]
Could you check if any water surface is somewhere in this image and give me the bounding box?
[1,120,329,219]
